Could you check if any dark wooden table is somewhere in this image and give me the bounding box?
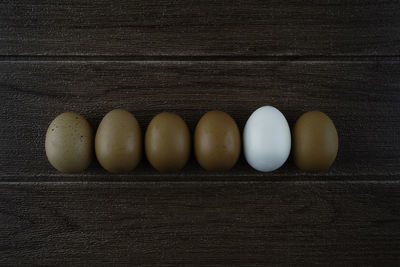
[1,1,400,265]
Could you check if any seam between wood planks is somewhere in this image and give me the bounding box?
[0,55,399,62]
[0,180,399,185]
[0,173,398,183]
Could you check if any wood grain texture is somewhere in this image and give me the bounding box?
[1,0,399,56]
[0,180,399,266]
[1,0,400,265]
[1,61,399,180]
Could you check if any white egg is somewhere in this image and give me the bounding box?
[243,106,291,172]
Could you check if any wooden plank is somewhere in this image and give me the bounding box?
[0,61,399,180]
[0,0,399,56]
[0,180,398,265]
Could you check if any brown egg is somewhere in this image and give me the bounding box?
[95,109,142,173]
[293,111,339,172]
[145,112,191,172]
[194,110,241,171]
[45,112,93,173]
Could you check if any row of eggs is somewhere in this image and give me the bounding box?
[45,106,339,173]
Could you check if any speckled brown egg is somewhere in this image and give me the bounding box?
[293,110,339,172]
[145,112,191,172]
[45,112,93,173]
[194,110,241,171]
[95,109,142,173]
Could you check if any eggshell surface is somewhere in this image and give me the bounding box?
[243,106,291,172]
[145,112,191,172]
[194,110,241,171]
[293,110,338,172]
[45,112,93,173]
[95,109,142,173]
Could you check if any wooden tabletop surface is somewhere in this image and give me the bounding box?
[1,1,399,266]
